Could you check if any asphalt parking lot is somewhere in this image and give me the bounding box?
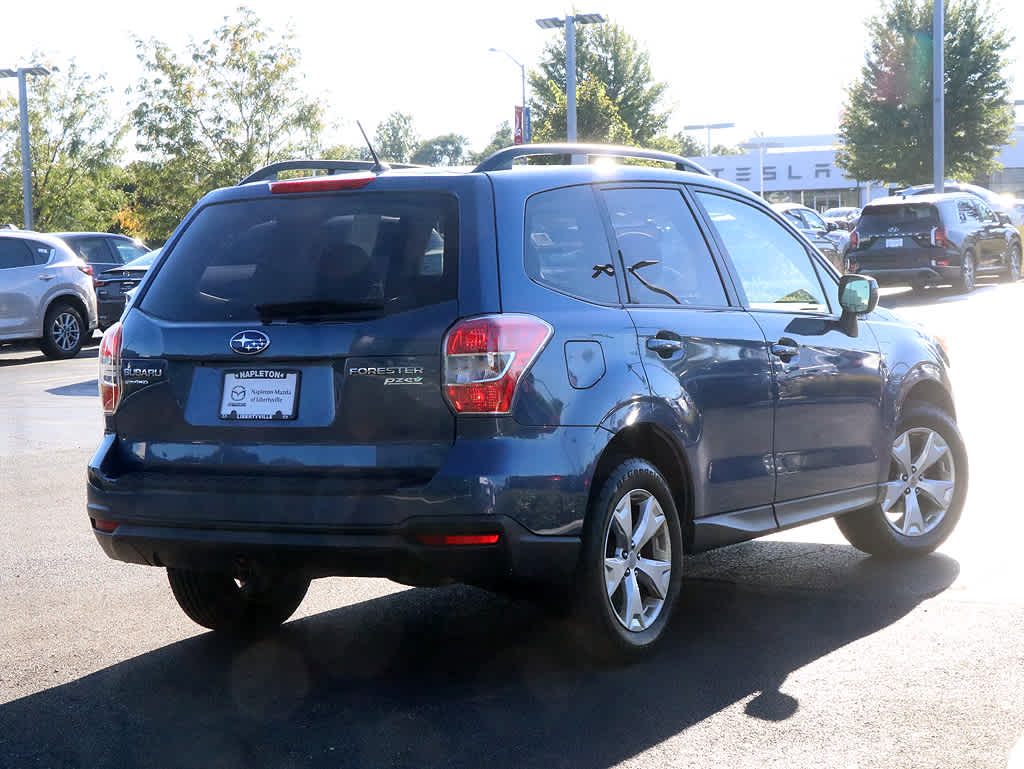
[1,285,1023,769]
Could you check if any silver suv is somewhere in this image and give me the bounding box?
[0,232,98,358]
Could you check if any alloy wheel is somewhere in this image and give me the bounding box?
[52,311,81,352]
[603,488,673,632]
[881,427,956,537]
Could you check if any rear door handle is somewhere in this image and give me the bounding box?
[770,338,799,362]
[38,274,55,281]
[646,337,684,357]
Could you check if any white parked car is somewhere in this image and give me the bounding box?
[0,231,98,358]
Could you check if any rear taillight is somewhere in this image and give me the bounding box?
[270,173,375,194]
[443,314,553,414]
[417,534,501,546]
[931,226,948,248]
[78,264,93,277]
[99,322,123,414]
[849,230,859,250]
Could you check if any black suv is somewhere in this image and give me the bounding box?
[88,146,968,659]
[847,193,1022,292]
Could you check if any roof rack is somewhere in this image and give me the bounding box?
[472,144,710,175]
[238,159,420,185]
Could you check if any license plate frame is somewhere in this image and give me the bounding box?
[219,369,301,421]
[885,237,903,248]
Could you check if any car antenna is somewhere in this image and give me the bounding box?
[357,121,390,173]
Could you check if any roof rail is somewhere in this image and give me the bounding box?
[238,159,420,185]
[472,144,710,175]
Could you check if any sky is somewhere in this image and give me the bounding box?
[3,0,1023,155]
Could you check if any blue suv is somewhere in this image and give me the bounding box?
[87,145,967,659]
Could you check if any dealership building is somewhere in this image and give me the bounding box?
[685,125,1024,210]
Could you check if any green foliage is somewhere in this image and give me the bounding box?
[411,133,469,166]
[646,133,705,158]
[0,59,127,231]
[836,0,1015,186]
[130,7,325,241]
[469,122,514,164]
[529,19,670,145]
[373,112,418,163]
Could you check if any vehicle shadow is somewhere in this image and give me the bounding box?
[879,282,998,310]
[0,346,98,367]
[46,379,98,397]
[0,542,959,769]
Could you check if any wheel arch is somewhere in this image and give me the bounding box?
[44,292,89,329]
[587,422,696,549]
[901,375,956,423]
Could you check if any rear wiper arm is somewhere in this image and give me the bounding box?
[254,299,385,322]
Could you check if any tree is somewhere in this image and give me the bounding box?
[647,132,706,158]
[469,121,513,164]
[0,60,127,231]
[529,20,671,145]
[836,0,1014,186]
[411,133,469,166]
[373,112,418,163]
[130,7,325,241]
[530,76,632,145]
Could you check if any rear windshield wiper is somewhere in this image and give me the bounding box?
[254,299,386,322]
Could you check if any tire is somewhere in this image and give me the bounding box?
[39,302,85,359]
[836,403,967,558]
[957,250,976,293]
[167,567,310,635]
[1001,242,1022,283]
[569,459,684,662]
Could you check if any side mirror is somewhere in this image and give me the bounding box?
[826,221,838,231]
[998,212,1012,226]
[839,274,878,315]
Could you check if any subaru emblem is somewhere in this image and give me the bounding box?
[229,330,270,355]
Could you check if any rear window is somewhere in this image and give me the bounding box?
[140,193,458,322]
[857,203,939,234]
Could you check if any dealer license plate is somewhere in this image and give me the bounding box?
[885,237,903,248]
[219,369,300,420]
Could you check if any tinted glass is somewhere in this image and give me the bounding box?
[114,242,149,263]
[123,251,159,269]
[66,237,116,264]
[857,204,940,233]
[26,241,55,265]
[957,200,981,223]
[975,201,997,223]
[524,185,618,304]
[141,193,458,322]
[0,239,34,269]
[696,192,828,312]
[602,187,727,307]
[802,209,828,230]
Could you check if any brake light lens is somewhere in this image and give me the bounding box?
[417,534,501,546]
[78,264,93,277]
[443,314,553,414]
[931,226,948,248]
[270,173,375,194]
[849,229,859,250]
[99,322,123,414]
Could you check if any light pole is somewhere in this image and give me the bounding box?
[488,47,530,143]
[536,13,606,143]
[683,122,736,162]
[740,139,784,198]
[0,66,50,230]
[932,0,944,194]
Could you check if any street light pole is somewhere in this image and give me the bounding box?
[740,139,784,198]
[683,122,736,162]
[536,13,605,144]
[488,48,529,143]
[933,0,945,194]
[1,66,51,230]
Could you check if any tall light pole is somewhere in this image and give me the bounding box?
[683,122,736,162]
[740,139,784,198]
[0,66,50,230]
[536,13,605,143]
[933,0,944,194]
[488,47,530,143]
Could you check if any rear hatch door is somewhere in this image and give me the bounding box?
[853,202,941,269]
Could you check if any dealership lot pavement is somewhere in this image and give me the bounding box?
[1,286,1023,769]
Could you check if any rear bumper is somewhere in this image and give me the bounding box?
[850,264,960,286]
[89,514,579,588]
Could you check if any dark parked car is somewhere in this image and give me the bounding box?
[88,146,967,660]
[93,249,161,327]
[771,202,850,270]
[898,182,1024,235]
[847,193,1022,292]
[53,233,150,328]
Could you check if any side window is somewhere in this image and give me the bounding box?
[957,200,979,223]
[975,201,997,223]
[524,186,619,304]
[696,192,829,312]
[69,237,116,265]
[803,209,828,230]
[26,241,55,265]
[0,240,34,269]
[601,187,728,307]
